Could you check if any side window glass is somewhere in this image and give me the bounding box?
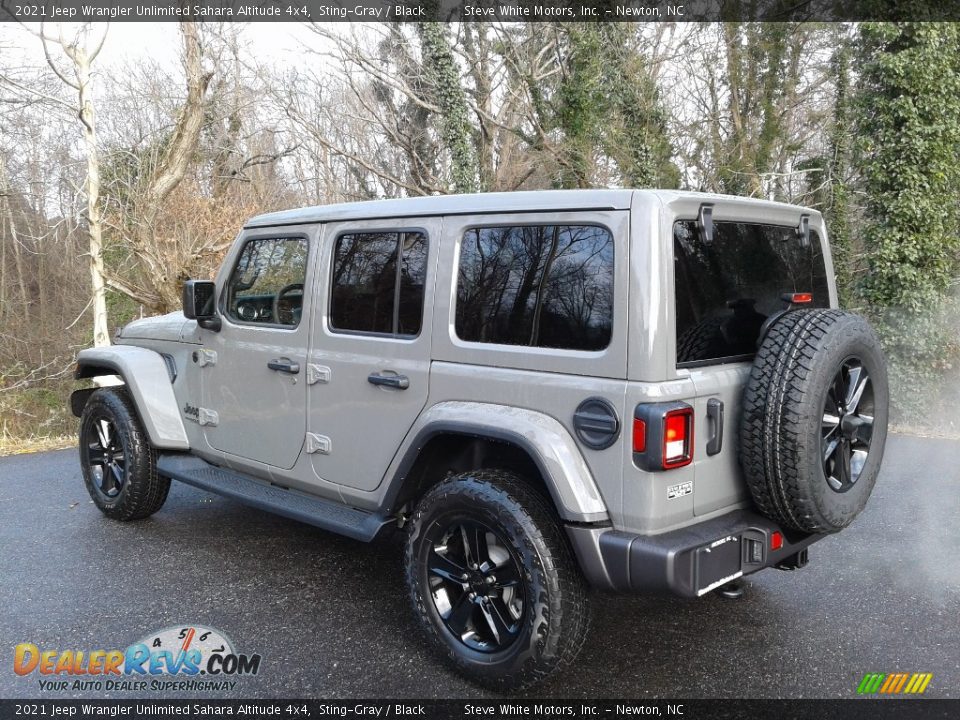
[330,231,428,336]
[226,237,308,327]
[455,224,614,351]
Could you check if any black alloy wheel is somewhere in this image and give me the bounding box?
[405,470,590,690]
[425,517,525,653]
[821,358,875,493]
[84,414,128,499]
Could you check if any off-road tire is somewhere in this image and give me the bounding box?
[79,387,170,521]
[405,470,590,691]
[740,309,889,533]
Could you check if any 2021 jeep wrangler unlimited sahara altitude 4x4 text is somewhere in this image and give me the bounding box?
[71,190,887,689]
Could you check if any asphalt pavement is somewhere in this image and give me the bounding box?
[1,435,958,700]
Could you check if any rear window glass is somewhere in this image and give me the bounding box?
[673,220,830,366]
[455,224,614,351]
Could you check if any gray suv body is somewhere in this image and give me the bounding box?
[72,190,887,689]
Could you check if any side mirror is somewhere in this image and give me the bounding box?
[182,280,221,331]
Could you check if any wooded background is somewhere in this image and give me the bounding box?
[1,20,958,451]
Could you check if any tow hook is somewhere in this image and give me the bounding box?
[717,579,745,600]
[776,548,810,571]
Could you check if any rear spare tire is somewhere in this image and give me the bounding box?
[740,309,889,534]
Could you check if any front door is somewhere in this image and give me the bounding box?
[200,226,316,470]
[306,218,439,491]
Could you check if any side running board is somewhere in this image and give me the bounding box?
[156,454,391,542]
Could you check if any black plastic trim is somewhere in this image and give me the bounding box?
[382,421,606,523]
[706,398,724,456]
[697,203,714,243]
[160,353,178,383]
[157,454,391,542]
[75,359,123,380]
[572,397,620,450]
[596,510,822,596]
[70,388,96,418]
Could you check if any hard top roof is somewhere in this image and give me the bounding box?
[244,189,814,228]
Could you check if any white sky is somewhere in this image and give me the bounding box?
[1,21,320,72]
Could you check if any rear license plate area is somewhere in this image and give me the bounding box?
[694,535,743,596]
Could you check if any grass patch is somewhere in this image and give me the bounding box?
[0,379,78,456]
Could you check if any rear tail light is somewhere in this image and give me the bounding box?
[782,292,813,304]
[633,401,694,471]
[663,407,693,469]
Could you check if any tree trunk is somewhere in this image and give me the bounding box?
[417,22,479,194]
[72,47,110,348]
[1,154,30,321]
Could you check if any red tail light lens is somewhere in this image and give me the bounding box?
[632,418,647,453]
[662,408,693,469]
[786,292,813,304]
[771,531,784,551]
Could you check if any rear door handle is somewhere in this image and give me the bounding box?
[368,372,409,390]
[706,398,724,456]
[267,357,300,374]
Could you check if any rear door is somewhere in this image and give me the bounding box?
[672,215,832,515]
[306,217,439,491]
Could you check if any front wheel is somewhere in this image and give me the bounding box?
[404,470,589,690]
[79,387,170,521]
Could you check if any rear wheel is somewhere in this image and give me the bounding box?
[79,387,170,521]
[405,470,589,690]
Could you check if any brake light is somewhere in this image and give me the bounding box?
[785,292,813,304]
[662,408,693,469]
[632,418,647,453]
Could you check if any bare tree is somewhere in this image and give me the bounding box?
[101,19,215,313]
[9,23,112,346]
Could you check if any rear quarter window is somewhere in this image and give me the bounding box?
[673,220,830,366]
[455,224,614,351]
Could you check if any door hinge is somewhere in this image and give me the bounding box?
[307,364,331,385]
[194,349,217,367]
[197,408,219,427]
[305,433,331,454]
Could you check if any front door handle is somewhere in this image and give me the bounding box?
[267,357,300,375]
[368,372,409,390]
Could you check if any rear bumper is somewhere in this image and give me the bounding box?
[566,509,823,597]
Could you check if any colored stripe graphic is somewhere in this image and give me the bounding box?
[858,673,932,694]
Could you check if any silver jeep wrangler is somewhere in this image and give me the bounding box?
[71,190,888,689]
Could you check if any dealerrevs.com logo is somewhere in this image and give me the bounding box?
[14,625,262,692]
